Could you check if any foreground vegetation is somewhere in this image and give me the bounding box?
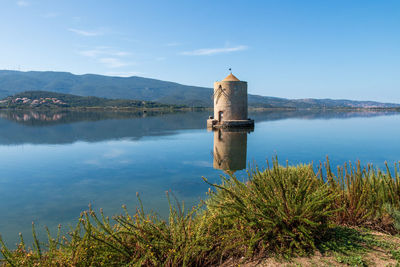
[1,159,400,266]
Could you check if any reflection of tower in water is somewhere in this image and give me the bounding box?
[213,128,252,172]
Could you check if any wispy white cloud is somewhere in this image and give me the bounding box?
[43,12,59,18]
[79,49,104,58]
[181,45,248,56]
[77,47,134,68]
[68,28,103,37]
[98,58,131,68]
[78,47,131,58]
[16,0,30,7]
[105,71,145,77]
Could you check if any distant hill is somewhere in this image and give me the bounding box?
[0,70,399,109]
[0,70,211,107]
[0,91,180,109]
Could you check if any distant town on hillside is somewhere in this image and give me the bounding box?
[0,91,181,109]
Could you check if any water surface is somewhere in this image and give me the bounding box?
[0,109,399,246]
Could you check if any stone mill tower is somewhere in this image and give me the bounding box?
[207,72,254,129]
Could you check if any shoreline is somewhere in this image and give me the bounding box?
[0,106,399,112]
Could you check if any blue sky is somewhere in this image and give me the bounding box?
[1,0,399,102]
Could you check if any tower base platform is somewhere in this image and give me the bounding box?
[207,118,254,129]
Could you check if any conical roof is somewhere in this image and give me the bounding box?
[222,73,240,81]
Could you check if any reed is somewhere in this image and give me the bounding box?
[325,160,400,233]
[1,159,400,266]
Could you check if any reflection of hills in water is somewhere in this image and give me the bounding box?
[0,109,398,145]
[0,110,181,126]
[250,109,400,121]
[0,110,66,124]
[0,110,207,145]
[213,129,251,172]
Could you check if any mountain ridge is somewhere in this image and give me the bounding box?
[0,70,398,109]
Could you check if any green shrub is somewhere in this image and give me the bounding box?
[204,161,338,256]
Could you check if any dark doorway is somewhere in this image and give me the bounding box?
[218,111,223,122]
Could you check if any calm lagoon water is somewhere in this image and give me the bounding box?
[0,109,400,246]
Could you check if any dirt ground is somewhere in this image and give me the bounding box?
[221,231,400,267]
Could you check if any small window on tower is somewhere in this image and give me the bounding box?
[218,111,223,122]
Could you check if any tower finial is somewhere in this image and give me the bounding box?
[229,68,232,74]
